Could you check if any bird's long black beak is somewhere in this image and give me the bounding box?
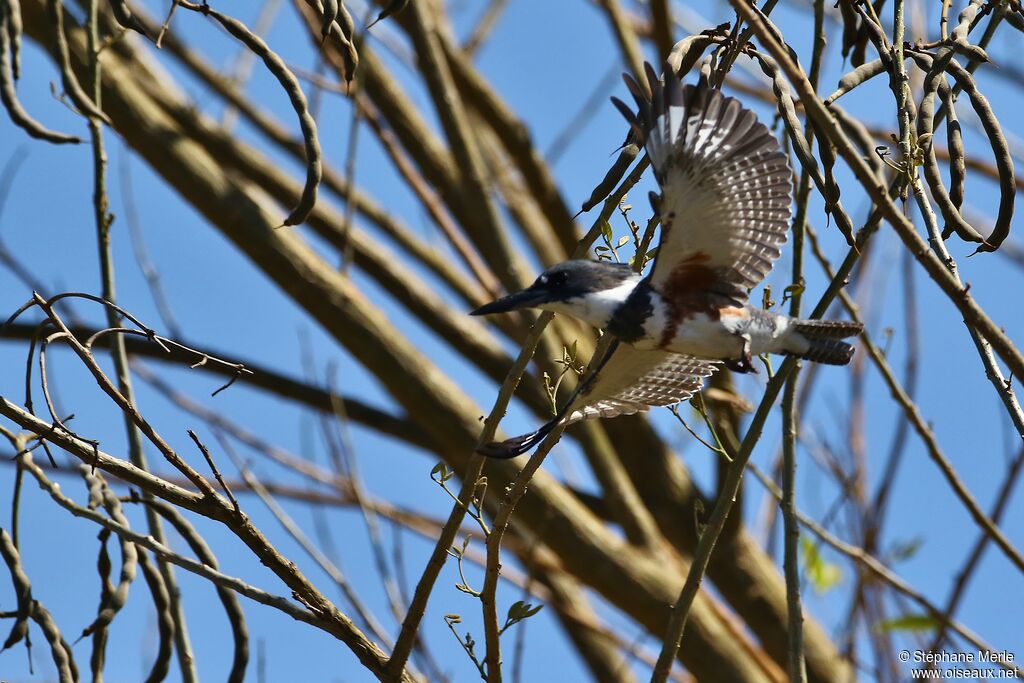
[470,288,547,316]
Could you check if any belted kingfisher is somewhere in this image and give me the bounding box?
[471,63,862,458]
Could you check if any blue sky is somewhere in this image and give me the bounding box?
[0,0,1022,681]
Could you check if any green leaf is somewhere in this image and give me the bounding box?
[430,462,453,482]
[783,283,805,296]
[507,601,527,620]
[617,236,630,248]
[444,613,462,624]
[506,600,543,622]
[888,538,924,562]
[874,614,938,634]
[801,538,842,594]
[600,220,614,243]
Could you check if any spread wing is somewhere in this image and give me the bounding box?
[613,64,793,305]
[476,346,717,458]
[565,347,718,424]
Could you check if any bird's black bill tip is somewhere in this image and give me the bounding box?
[476,439,530,459]
[469,289,545,316]
[476,422,558,459]
[468,301,502,316]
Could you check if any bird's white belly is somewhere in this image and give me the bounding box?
[632,306,794,360]
[634,312,745,359]
[666,315,746,358]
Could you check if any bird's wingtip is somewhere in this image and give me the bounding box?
[476,438,531,459]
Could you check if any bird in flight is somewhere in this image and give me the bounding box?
[471,63,862,458]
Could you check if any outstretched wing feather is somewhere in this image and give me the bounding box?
[620,66,794,301]
[565,347,718,424]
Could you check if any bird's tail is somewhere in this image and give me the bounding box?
[787,319,864,365]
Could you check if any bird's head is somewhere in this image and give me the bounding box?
[470,260,638,325]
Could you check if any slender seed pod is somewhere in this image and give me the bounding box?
[751,3,797,64]
[205,7,321,226]
[139,499,249,683]
[334,0,355,41]
[580,142,639,213]
[329,20,358,82]
[943,85,966,211]
[752,48,855,245]
[136,551,174,683]
[913,52,986,245]
[825,58,885,105]
[837,0,860,63]
[31,602,78,683]
[301,0,327,25]
[950,0,987,45]
[665,33,716,77]
[2,530,78,683]
[320,0,339,42]
[303,0,356,77]
[910,46,1013,250]
[950,42,988,63]
[78,471,139,641]
[942,58,1014,251]
[2,0,21,79]
[916,50,966,210]
[88,529,114,681]
[818,133,842,213]
[0,528,30,651]
[846,1,891,63]
[0,3,80,143]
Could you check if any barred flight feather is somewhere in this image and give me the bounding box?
[615,63,794,301]
[565,348,718,424]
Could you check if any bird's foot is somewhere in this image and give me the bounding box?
[724,335,758,374]
[724,353,758,374]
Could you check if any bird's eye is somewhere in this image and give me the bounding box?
[537,275,548,286]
